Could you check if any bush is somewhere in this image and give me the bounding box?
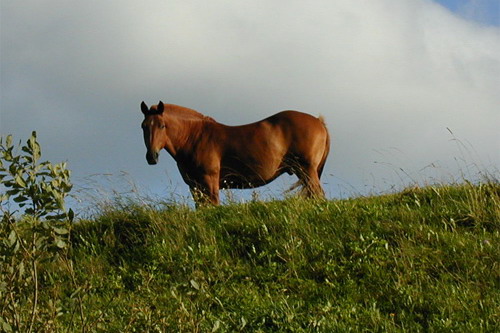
[0,132,74,332]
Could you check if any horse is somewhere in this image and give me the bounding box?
[140,101,330,205]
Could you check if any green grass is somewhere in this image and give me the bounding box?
[3,182,500,332]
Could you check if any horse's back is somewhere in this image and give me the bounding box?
[225,110,326,150]
[265,110,319,124]
[266,111,326,136]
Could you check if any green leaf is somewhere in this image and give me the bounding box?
[6,134,13,148]
[9,163,18,176]
[6,189,19,196]
[212,320,220,332]
[0,318,13,333]
[68,208,75,222]
[35,236,47,250]
[22,145,33,154]
[47,213,67,220]
[28,131,37,149]
[18,261,25,278]
[53,227,69,235]
[14,174,27,188]
[8,230,17,247]
[190,279,200,290]
[13,195,28,203]
[2,148,13,162]
[55,239,67,249]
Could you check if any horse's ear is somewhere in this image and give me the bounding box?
[158,101,165,114]
[141,101,149,115]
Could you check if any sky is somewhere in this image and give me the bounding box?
[1,0,499,207]
[434,0,500,26]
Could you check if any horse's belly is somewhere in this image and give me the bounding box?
[219,168,283,189]
[220,139,288,188]
[220,173,264,189]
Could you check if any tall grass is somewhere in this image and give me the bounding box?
[5,181,495,331]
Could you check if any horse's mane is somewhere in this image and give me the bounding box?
[152,103,216,122]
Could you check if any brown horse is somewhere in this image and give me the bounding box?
[140,101,330,205]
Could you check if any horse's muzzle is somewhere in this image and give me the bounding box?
[146,151,159,165]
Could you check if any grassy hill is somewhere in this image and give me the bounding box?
[1,182,499,332]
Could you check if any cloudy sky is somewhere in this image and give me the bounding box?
[1,0,499,205]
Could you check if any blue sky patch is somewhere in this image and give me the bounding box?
[434,0,500,26]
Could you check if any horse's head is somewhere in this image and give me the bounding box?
[141,101,167,165]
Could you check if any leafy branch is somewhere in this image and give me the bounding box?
[0,131,75,332]
[0,131,74,221]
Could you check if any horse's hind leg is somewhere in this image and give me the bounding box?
[297,165,325,199]
[307,169,325,198]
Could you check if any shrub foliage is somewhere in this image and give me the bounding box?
[0,131,73,220]
[1,132,73,333]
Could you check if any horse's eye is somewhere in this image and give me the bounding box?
[160,124,166,129]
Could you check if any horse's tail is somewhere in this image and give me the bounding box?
[317,115,330,179]
[285,179,304,195]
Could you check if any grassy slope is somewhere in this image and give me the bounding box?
[18,183,500,331]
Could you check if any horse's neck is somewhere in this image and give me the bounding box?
[165,114,207,157]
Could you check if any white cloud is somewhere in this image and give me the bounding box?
[1,0,499,201]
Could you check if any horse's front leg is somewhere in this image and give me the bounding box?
[190,172,220,206]
[203,171,220,205]
[190,187,206,208]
